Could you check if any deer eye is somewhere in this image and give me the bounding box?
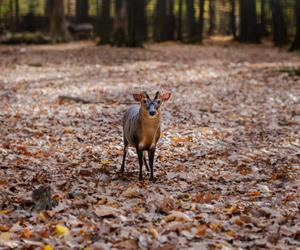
[157,100,161,104]
[143,100,147,104]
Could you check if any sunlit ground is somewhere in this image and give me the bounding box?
[0,41,299,248]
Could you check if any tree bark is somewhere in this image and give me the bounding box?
[186,0,196,43]
[230,0,237,39]
[177,0,183,41]
[154,0,167,42]
[167,0,175,40]
[126,0,146,47]
[112,0,127,46]
[15,0,19,31]
[49,0,65,40]
[239,0,260,43]
[260,0,268,37]
[270,0,287,46]
[290,0,300,51]
[76,0,89,23]
[99,0,111,44]
[198,0,205,42]
[208,0,215,36]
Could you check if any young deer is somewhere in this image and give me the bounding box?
[121,91,171,181]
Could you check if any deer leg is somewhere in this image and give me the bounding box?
[120,138,128,174]
[143,151,149,171]
[149,147,156,182]
[136,147,144,181]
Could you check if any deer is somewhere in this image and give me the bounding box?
[120,91,171,181]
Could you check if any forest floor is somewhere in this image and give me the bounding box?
[0,40,300,249]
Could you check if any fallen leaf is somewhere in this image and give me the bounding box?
[42,244,54,250]
[163,211,192,222]
[93,205,120,217]
[122,188,140,198]
[0,232,12,241]
[55,224,70,236]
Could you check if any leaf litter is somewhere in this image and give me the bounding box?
[0,41,300,249]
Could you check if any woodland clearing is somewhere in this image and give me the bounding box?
[0,41,300,249]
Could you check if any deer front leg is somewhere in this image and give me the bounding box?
[148,147,156,182]
[136,147,144,181]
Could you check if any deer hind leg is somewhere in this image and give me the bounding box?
[120,137,128,174]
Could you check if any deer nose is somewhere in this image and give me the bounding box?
[149,111,156,116]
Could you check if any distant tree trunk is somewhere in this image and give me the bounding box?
[49,0,65,40]
[290,0,300,51]
[230,0,237,39]
[166,0,175,40]
[45,0,51,17]
[197,0,205,42]
[99,0,111,44]
[239,0,260,43]
[15,0,19,31]
[67,0,72,16]
[208,0,215,35]
[270,0,287,46]
[76,0,89,23]
[140,0,148,41]
[154,0,167,42]
[177,0,183,41]
[112,0,127,46]
[260,0,268,37]
[96,0,100,16]
[0,1,2,24]
[9,0,13,31]
[186,0,196,43]
[126,0,146,47]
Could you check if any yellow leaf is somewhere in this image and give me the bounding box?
[42,244,54,250]
[100,160,111,165]
[0,210,10,215]
[226,230,235,237]
[147,224,159,239]
[55,224,70,236]
[225,204,237,215]
[0,232,11,241]
[171,136,193,143]
[209,223,221,232]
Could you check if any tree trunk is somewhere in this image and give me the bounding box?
[186,0,196,43]
[177,0,183,41]
[260,0,268,37]
[197,0,205,43]
[15,0,19,31]
[154,0,168,42]
[208,0,215,36]
[9,0,14,31]
[167,0,175,40]
[290,0,300,51]
[76,0,89,23]
[99,0,111,44]
[230,0,237,39]
[126,0,146,47]
[270,0,287,46]
[112,0,127,46]
[49,0,65,40]
[239,0,260,43]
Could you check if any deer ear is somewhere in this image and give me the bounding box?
[161,92,171,101]
[133,93,141,102]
